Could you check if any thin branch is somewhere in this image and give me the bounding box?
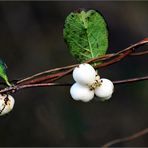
[2,48,146,87]
[16,83,71,90]
[113,76,148,85]
[94,50,132,69]
[87,38,148,64]
[0,75,147,94]
[102,128,148,147]
[16,75,148,90]
[17,64,77,84]
[18,71,66,85]
[0,38,147,94]
[130,50,148,56]
[16,38,148,86]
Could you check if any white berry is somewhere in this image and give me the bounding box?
[95,78,114,101]
[70,83,94,102]
[0,94,15,116]
[95,94,112,101]
[73,63,96,85]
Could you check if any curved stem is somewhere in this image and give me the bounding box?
[0,75,147,94]
[0,38,147,94]
[17,64,78,84]
[102,128,148,147]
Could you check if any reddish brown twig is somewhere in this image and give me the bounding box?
[17,64,78,84]
[94,50,132,69]
[113,76,148,85]
[16,38,148,86]
[102,128,148,147]
[130,50,148,56]
[0,38,147,94]
[0,75,148,94]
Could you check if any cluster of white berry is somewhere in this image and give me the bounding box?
[0,94,15,116]
[70,63,114,102]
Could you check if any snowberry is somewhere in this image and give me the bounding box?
[0,94,15,116]
[95,78,114,101]
[72,63,96,85]
[70,83,94,102]
[95,94,112,101]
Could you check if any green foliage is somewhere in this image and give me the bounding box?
[63,9,108,62]
[0,60,11,86]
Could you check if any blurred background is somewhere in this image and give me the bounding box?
[0,1,147,147]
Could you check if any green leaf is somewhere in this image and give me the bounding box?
[63,9,109,62]
[0,60,11,86]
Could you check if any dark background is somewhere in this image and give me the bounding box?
[0,1,147,147]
